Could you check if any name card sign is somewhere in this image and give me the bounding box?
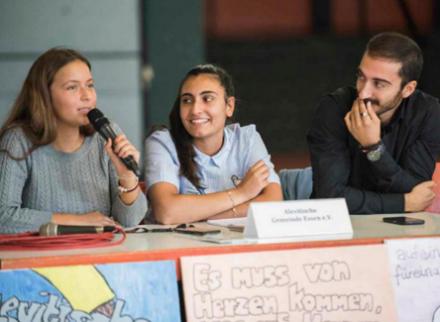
[244,198,353,239]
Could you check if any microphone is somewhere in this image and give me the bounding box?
[39,223,115,236]
[87,108,141,177]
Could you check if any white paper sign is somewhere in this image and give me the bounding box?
[244,198,353,239]
[386,238,440,322]
[181,245,398,322]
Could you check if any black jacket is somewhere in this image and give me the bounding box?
[307,86,440,214]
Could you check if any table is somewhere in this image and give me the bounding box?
[1,212,439,278]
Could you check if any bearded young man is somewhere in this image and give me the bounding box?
[307,32,440,214]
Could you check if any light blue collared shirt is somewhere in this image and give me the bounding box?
[144,124,280,221]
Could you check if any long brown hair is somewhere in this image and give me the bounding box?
[163,64,235,190]
[0,47,95,160]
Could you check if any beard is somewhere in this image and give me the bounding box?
[361,90,403,117]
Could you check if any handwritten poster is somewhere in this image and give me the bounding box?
[181,245,397,322]
[386,238,440,322]
[0,261,181,322]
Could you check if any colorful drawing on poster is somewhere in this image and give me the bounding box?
[0,261,180,322]
[181,244,397,322]
[386,238,440,322]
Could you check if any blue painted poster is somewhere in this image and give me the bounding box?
[0,260,181,322]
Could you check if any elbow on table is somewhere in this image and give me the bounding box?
[0,207,28,234]
[272,188,284,201]
[153,205,183,226]
[155,214,179,226]
[315,186,346,199]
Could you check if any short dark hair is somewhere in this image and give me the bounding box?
[366,32,423,87]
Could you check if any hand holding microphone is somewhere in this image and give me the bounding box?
[104,134,141,179]
[87,108,141,177]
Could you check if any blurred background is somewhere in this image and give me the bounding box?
[0,0,439,173]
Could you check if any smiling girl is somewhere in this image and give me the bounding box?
[0,47,147,234]
[144,64,282,224]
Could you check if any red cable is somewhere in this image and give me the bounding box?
[0,226,126,251]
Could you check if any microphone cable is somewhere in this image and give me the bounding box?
[0,226,126,251]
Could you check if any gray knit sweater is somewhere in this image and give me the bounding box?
[0,127,147,234]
